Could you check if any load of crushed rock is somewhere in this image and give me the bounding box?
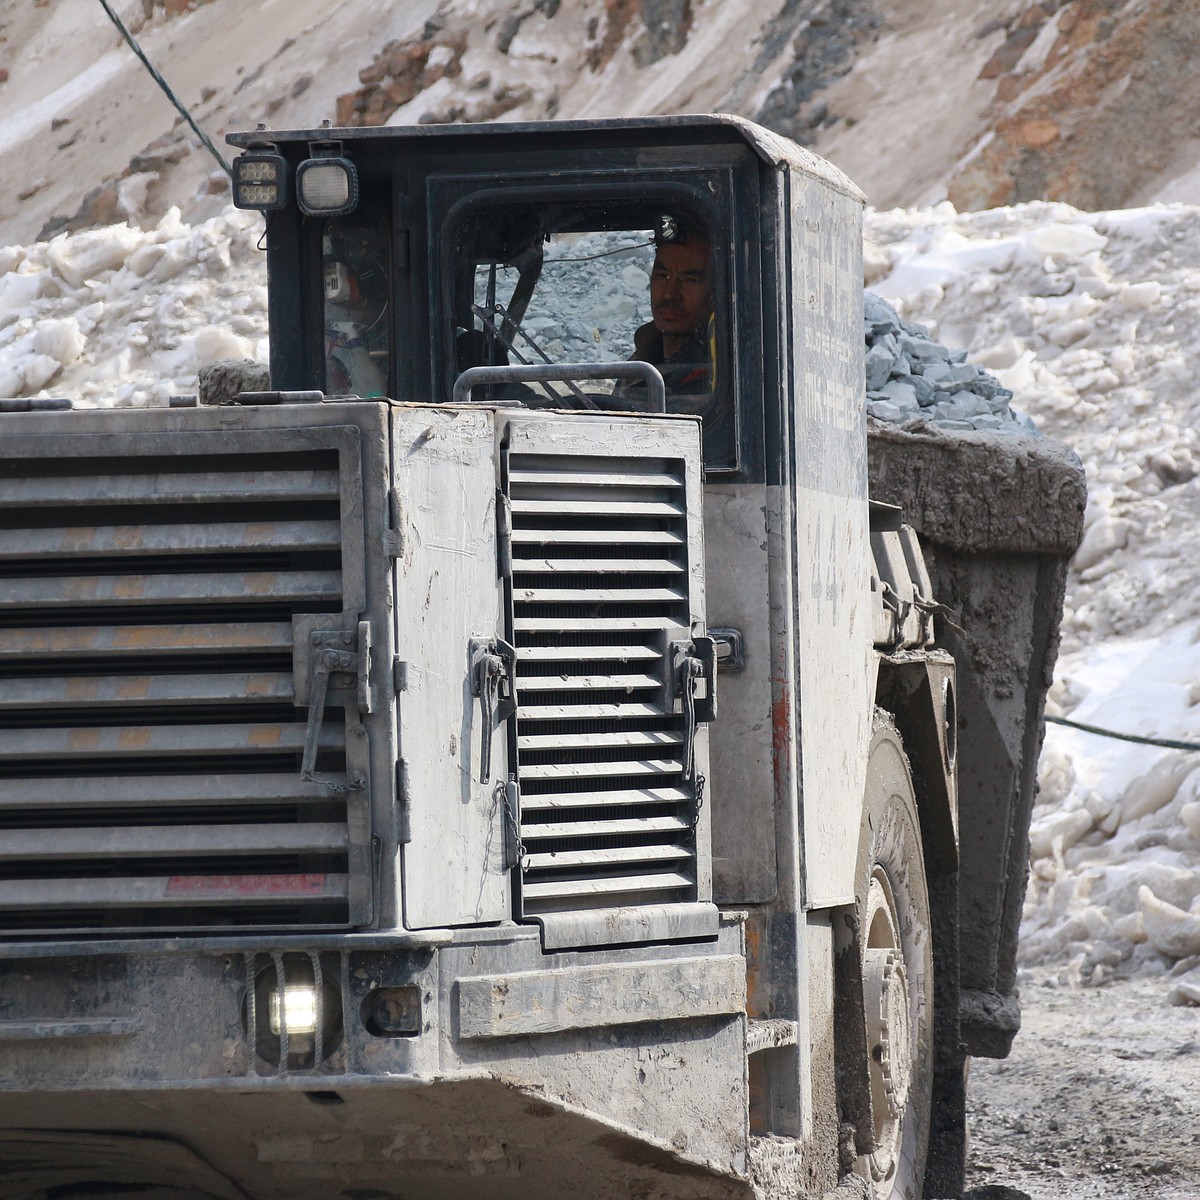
[863,290,1038,435]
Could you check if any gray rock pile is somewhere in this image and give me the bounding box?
[864,291,1038,436]
[470,250,1038,435]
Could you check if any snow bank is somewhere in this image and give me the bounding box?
[868,200,1200,997]
[0,206,268,407]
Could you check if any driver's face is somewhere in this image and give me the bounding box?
[650,241,712,337]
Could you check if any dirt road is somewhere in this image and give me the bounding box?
[964,973,1200,1200]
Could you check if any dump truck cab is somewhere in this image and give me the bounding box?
[0,116,1081,1200]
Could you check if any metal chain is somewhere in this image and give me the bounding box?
[499,778,529,872]
[689,774,706,840]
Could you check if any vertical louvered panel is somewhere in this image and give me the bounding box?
[506,451,705,924]
[0,430,370,936]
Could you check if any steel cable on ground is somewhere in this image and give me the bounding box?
[1045,713,1200,753]
[96,0,231,176]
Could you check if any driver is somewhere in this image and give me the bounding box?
[629,221,715,396]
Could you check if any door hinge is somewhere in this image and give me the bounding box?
[385,486,405,558]
[396,757,411,844]
[496,490,512,578]
[357,619,374,714]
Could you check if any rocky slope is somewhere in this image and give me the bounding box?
[944,0,1200,212]
[2,0,1198,248]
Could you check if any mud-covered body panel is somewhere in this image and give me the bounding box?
[0,921,752,1199]
[868,423,1086,1056]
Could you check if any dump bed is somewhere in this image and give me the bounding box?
[868,422,1086,1056]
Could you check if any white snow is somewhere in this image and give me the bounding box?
[0,52,126,159]
[0,206,267,407]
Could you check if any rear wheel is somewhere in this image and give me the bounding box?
[857,717,934,1199]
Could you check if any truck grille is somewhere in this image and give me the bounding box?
[0,434,366,936]
[506,452,703,921]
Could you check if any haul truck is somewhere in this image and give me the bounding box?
[0,116,1083,1200]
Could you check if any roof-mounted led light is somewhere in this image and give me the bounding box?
[296,147,358,217]
[231,148,290,212]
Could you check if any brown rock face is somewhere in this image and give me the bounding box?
[334,33,462,128]
[949,0,1200,211]
[145,0,218,13]
[334,92,357,128]
[586,1,642,73]
[37,183,120,241]
[330,0,695,132]
[996,75,1023,103]
[1017,118,1060,147]
[979,27,1039,80]
[632,0,694,66]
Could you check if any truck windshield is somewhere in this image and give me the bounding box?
[449,201,734,466]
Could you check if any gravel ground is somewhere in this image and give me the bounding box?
[964,974,1200,1200]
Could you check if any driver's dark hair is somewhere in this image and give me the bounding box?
[654,214,711,251]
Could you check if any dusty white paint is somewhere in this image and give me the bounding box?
[704,482,777,904]
[790,168,874,908]
[393,404,511,928]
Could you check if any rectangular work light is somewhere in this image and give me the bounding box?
[296,147,358,217]
[231,149,290,212]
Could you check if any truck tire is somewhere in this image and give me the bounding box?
[857,716,934,1200]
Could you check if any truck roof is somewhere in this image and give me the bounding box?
[226,112,865,203]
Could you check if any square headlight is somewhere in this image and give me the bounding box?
[231,150,289,211]
[296,156,359,217]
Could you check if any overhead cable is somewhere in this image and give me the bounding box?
[96,0,231,177]
[1045,713,1200,753]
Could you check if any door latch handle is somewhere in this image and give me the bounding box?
[470,636,516,784]
[302,641,358,780]
[671,636,717,782]
[300,625,373,782]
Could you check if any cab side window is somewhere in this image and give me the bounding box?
[322,211,390,398]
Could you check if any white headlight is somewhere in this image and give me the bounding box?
[269,984,318,1034]
[297,157,358,216]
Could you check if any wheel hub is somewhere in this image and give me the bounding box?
[863,945,911,1120]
